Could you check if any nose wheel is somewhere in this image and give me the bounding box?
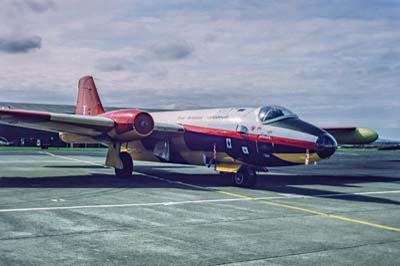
[114,152,133,178]
[232,166,257,187]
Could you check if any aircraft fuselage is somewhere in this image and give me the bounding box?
[126,107,337,169]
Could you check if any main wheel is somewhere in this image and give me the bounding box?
[114,152,133,178]
[232,166,257,188]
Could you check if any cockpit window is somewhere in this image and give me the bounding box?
[258,105,297,123]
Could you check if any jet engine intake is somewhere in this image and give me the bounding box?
[316,133,337,159]
[101,109,154,141]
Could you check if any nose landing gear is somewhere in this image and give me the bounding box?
[231,166,257,187]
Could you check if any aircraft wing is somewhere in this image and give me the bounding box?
[322,127,378,145]
[150,122,185,139]
[0,108,184,140]
[0,109,115,136]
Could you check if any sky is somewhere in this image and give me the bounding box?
[0,0,399,139]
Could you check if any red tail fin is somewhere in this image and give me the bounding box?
[75,76,105,116]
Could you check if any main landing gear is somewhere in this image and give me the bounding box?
[231,166,257,188]
[114,152,133,178]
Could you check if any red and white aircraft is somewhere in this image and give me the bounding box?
[0,76,378,187]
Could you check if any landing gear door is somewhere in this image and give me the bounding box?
[153,140,170,161]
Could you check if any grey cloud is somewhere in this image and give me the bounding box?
[95,57,170,81]
[95,58,133,72]
[15,0,56,13]
[95,41,194,72]
[204,34,217,43]
[149,42,194,61]
[0,36,41,53]
[380,50,400,62]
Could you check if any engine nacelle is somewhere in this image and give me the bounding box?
[100,109,154,141]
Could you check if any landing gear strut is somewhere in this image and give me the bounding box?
[232,166,257,188]
[114,152,133,178]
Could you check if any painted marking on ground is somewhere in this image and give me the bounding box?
[277,190,400,198]
[0,160,71,164]
[140,172,400,198]
[40,151,107,167]
[50,199,65,202]
[1,189,399,214]
[34,152,400,232]
[215,190,400,232]
[142,173,400,232]
[0,196,297,213]
[136,172,208,190]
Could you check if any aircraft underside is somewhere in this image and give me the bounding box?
[126,129,320,168]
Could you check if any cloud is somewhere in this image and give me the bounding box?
[13,0,56,13]
[0,1,399,138]
[95,41,194,72]
[148,42,194,61]
[0,36,41,53]
[95,58,133,72]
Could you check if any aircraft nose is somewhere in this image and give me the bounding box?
[316,133,337,159]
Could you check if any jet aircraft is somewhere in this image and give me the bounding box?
[0,76,378,187]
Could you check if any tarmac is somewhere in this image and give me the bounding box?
[0,148,399,266]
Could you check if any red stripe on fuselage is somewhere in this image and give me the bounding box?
[183,124,316,150]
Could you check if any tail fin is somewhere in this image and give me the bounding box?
[75,76,105,116]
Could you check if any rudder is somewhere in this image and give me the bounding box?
[75,76,105,116]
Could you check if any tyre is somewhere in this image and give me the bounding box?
[232,166,257,188]
[114,152,133,178]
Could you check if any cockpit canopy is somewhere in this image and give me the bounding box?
[258,105,297,123]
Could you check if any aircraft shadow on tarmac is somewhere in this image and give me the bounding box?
[44,165,195,169]
[1,164,400,206]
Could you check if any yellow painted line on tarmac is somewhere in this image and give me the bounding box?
[35,152,400,232]
[217,190,254,200]
[216,190,400,232]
